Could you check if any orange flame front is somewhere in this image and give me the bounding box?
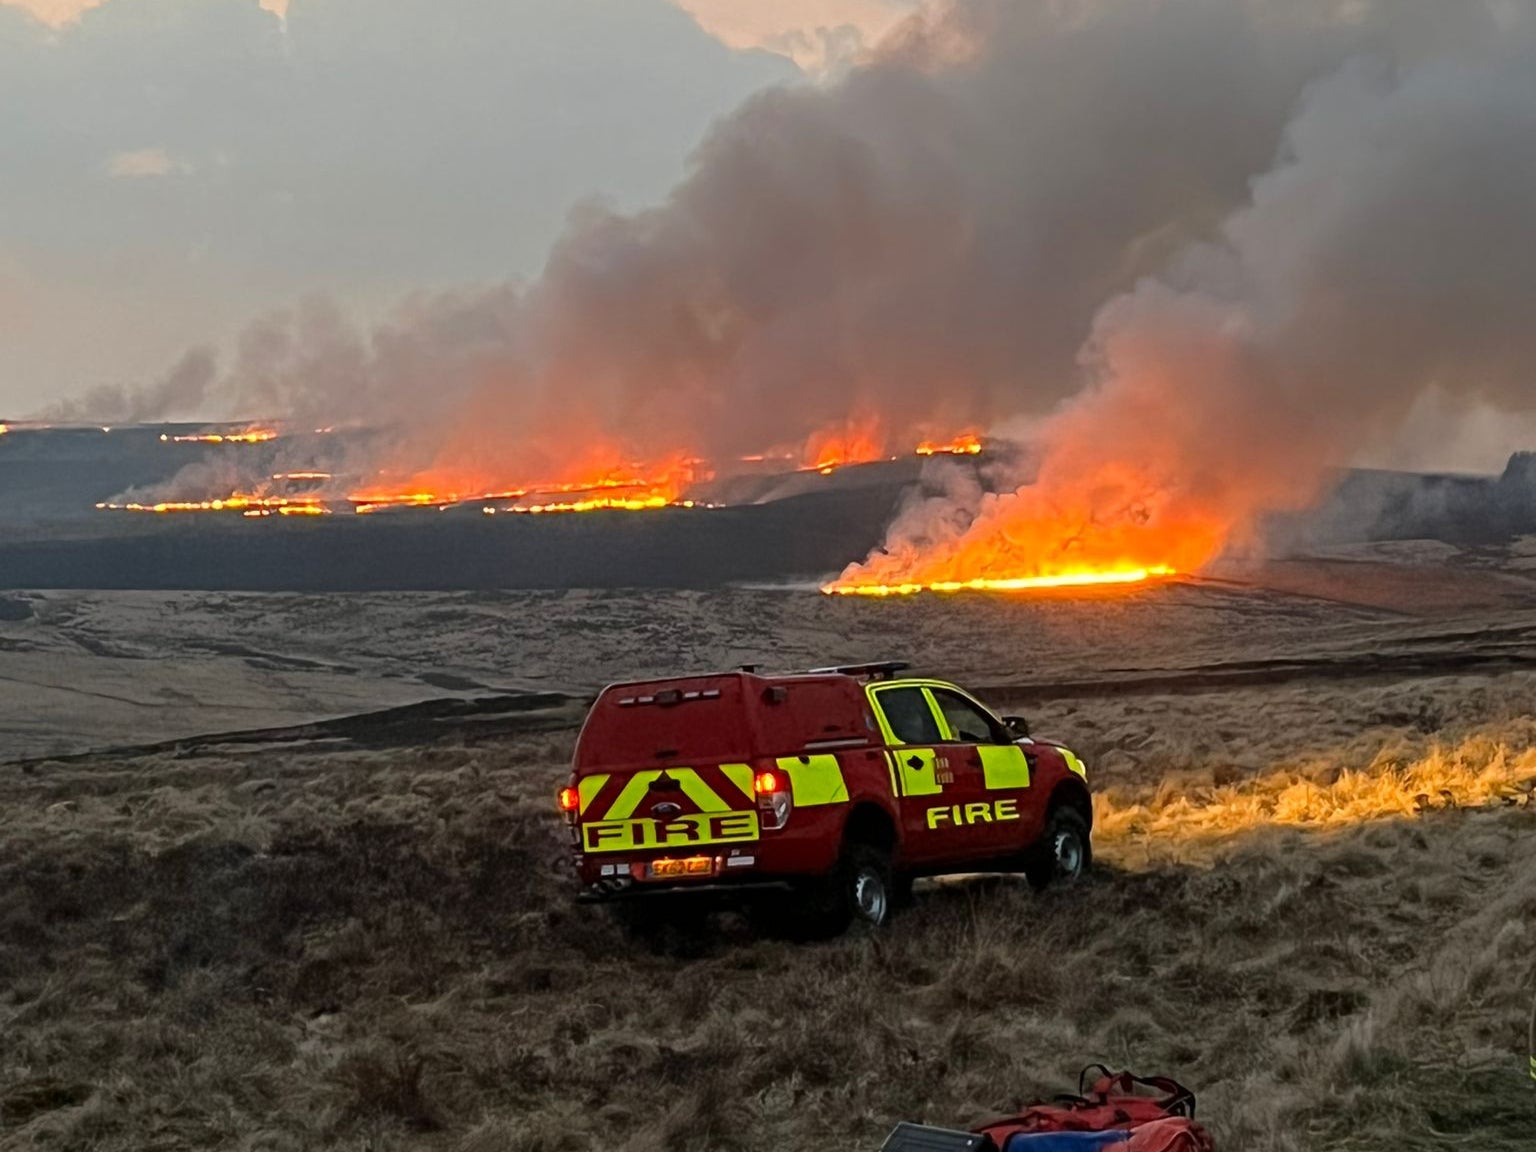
[802,416,886,475]
[161,427,279,445]
[823,451,1226,596]
[97,422,998,523]
[97,495,329,516]
[914,432,982,457]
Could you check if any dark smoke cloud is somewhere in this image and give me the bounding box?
[76,0,1536,536]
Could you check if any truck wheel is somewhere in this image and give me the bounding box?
[800,843,894,937]
[1025,806,1091,890]
[844,844,894,927]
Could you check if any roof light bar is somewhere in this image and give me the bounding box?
[806,661,911,682]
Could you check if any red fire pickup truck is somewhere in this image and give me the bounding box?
[557,662,1092,934]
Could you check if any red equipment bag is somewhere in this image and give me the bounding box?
[974,1066,1213,1151]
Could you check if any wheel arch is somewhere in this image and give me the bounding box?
[840,800,898,855]
[1047,776,1093,831]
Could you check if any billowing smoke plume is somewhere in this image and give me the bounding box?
[68,1,1536,568]
[838,0,1536,588]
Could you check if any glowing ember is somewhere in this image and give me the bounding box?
[915,433,983,457]
[0,423,8,436]
[824,566,1175,596]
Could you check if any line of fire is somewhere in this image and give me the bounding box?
[2,419,1180,597]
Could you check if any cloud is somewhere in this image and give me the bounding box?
[0,0,102,24]
[1,0,285,24]
[671,0,921,75]
[1,0,793,413]
[107,147,192,178]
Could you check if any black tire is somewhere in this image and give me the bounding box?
[1024,806,1092,890]
[799,842,895,937]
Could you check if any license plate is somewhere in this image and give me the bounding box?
[648,856,714,879]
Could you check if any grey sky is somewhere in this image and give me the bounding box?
[0,0,796,414]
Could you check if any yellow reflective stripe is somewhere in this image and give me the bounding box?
[603,770,662,820]
[719,762,755,802]
[864,685,901,744]
[979,745,1031,789]
[896,748,943,796]
[774,754,849,806]
[884,752,899,797]
[576,774,609,814]
[672,768,731,813]
[1061,749,1088,780]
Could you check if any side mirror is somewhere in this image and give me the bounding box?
[1002,715,1030,740]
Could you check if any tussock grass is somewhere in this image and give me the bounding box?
[2,690,1534,1150]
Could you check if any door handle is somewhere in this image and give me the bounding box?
[906,755,925,768]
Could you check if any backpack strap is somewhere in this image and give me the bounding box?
[1078,1067,1197,1119]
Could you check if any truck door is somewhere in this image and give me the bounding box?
[928,687,1038,857]
[867,683,970,863]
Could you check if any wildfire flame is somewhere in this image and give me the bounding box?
[483,496,712,515]
[96,423,997,523]
[350,453,706,516]
[802,417,886,475]
[162,428,279,445]
[824,447,1225,597]
[825,566,1175,596]
[915,433,983,457]
[96,496,329,515]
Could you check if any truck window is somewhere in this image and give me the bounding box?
[873,686,942,744]
[930,688,1006,744]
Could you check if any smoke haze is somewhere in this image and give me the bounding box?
[50,0,1536,576]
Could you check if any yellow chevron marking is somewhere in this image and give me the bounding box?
[672,768,731,813]
[719,762,756,801]
[603,770,662,820]
[577,774,609,814]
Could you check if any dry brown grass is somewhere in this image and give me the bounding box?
[2,683,1535,1151]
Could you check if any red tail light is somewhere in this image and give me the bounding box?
[557,786,579,813]
[754,769,792,830]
